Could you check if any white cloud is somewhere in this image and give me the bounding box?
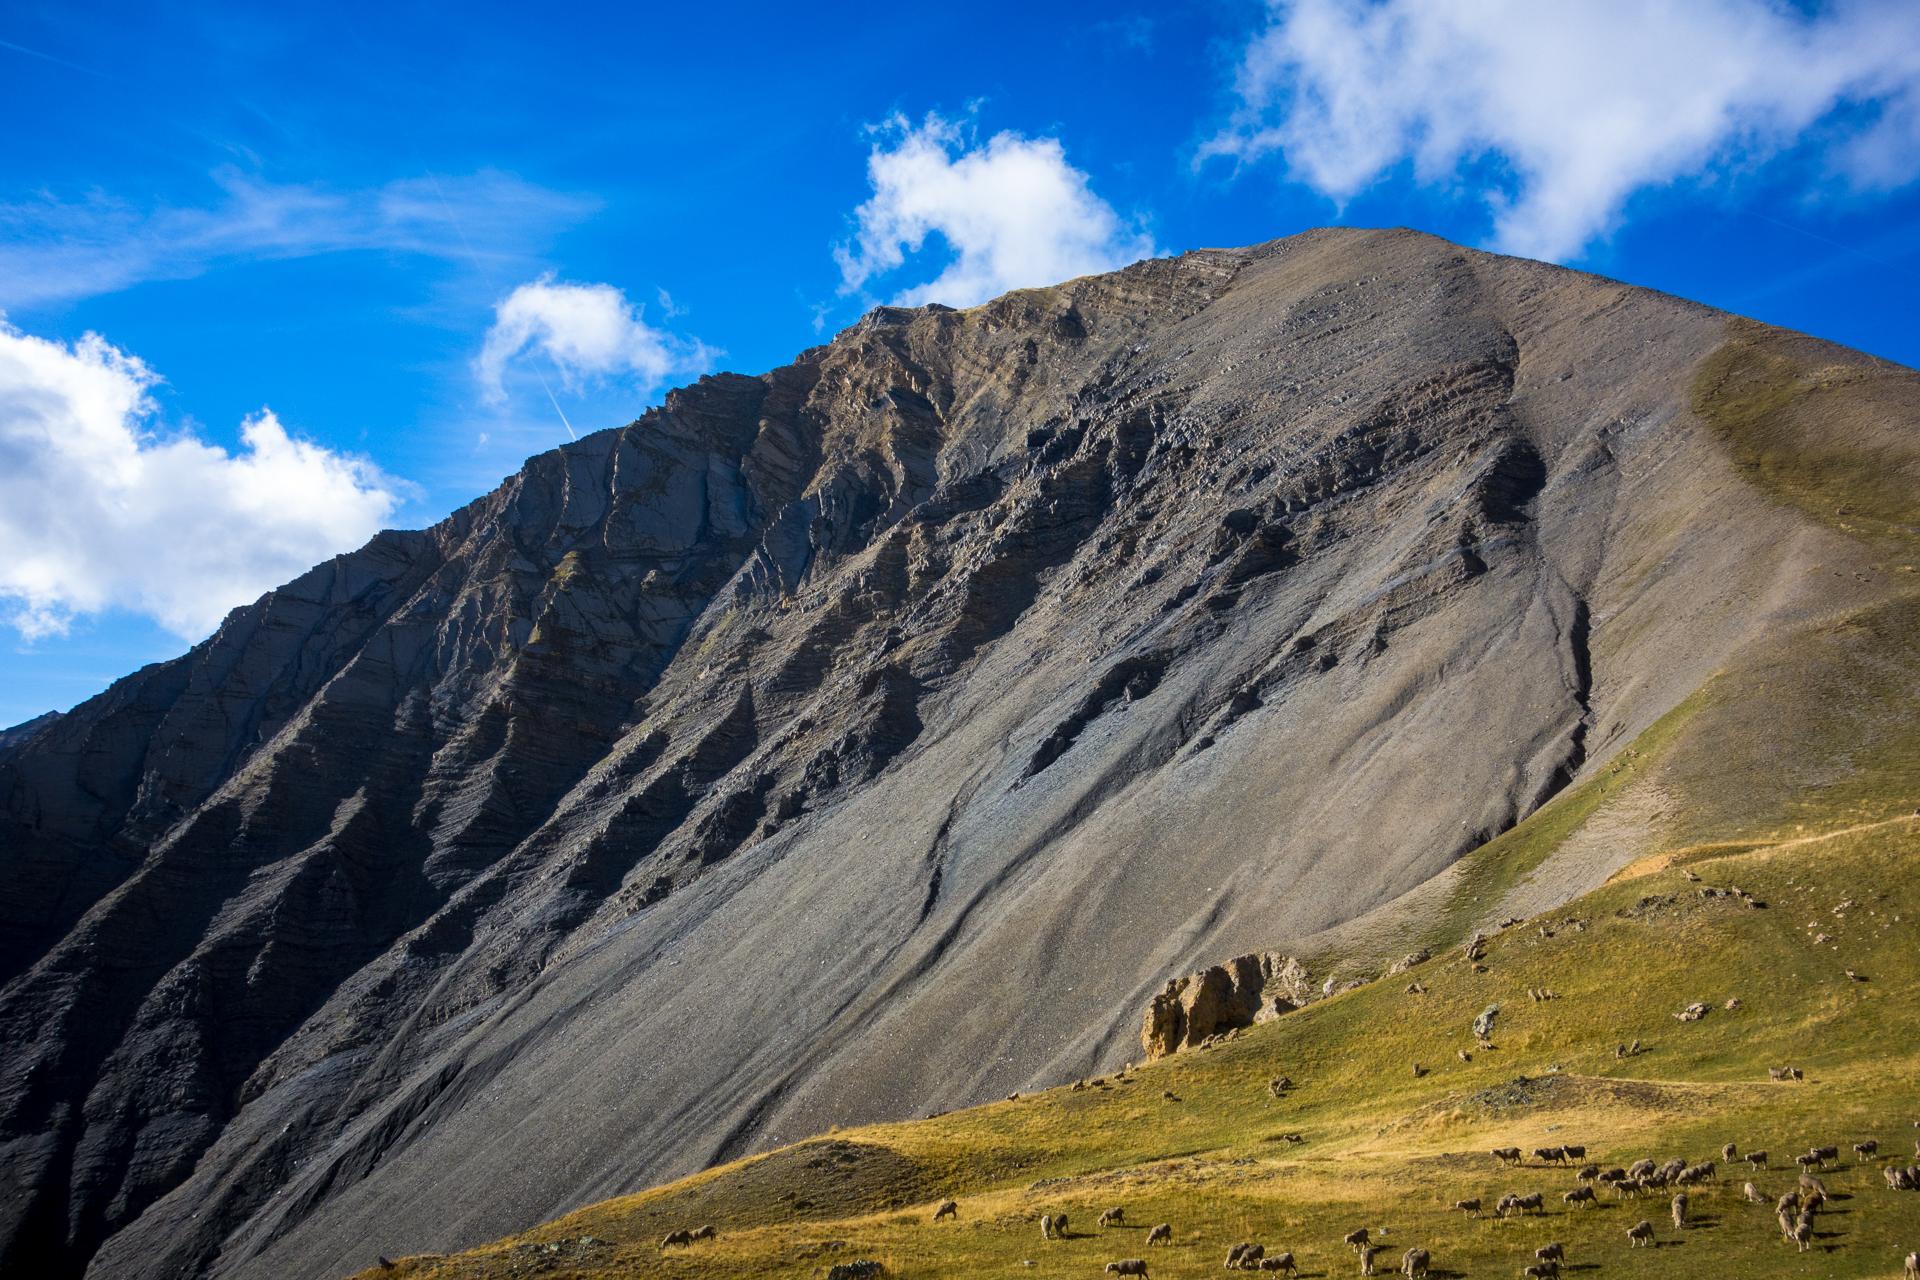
[475,275,712,405]
[836,113,1157,307]
[0,320,403,640]
[0,169,595,307]
[1203,0,1920,261]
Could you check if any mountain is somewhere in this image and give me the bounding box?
[2,227,1916,1280]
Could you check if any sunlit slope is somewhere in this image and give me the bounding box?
[354,704,1920,1279]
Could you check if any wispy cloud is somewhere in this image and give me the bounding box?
[0,318,407,640]
[0,168,598,308]
[836,112,1157,308]
[476,276,713,408]
[1202,0,1920,262]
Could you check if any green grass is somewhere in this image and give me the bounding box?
[358,806,1920,1280]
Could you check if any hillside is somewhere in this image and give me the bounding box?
[2,226,1917,1280]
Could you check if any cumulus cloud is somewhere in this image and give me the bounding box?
[0,169,595,308]
[836,113,1157,307]
[475,275,712,405]
[1202,0,1920,261]
[0,320,403,640]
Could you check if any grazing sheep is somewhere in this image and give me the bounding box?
[1041,1214,1062,1240]
[1746,1150,1769,1168]
[1522,1266,1558,1280]
[1106,1261,1149,1278]
[1453,1198,1481,1217]
[1627,1158,1656,1179]
[1599,1167,1627,1183]
[1269,1077,1294,1098]
[933,1199,958,1222]
[689,1225,716,1241]
[1777,1191,1801,1216]
[1813,1145,1840,1163]
[1535,1242,1565,1264]
[1799,1172,1828,1197]
[1576,1164,1600,1183]
[1789,1220,1813,1252]
[660,1229,694,1250]
[1796,1152,1822,1172]
[1147,1223,1172,1246]
[1101,1208,1126,1228]
[1259,1252,1297,1274]
[1412,1063,1429,1078]
[1533,1147,1565,1165]
[1458,1050,1471,1062]
[1401,1246,1431,1279]
[1359,1245,1379,1276]
[1676,1002,1710,1022]
[1564,1187,1595,1208]
[1723,1142,1739,1161]
[1627,1220,1654,1247]
[1491,1147,1524,1166]
[1856,1140,1880,1159]
[1514,1192,1545,1215]
[1769,1066,1790,1081]
[826,1263,885,1280]
[1744,1181,1768,1204]
[1226,1242,1261,1269]
[1562,1144,1587,1161]
[1904,1251,1918,1280]
[1345,1228,1372,1250]
[1886,1166,1917,1190]
[1671,1192,1689,1228]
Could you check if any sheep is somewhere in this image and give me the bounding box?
[660,1229,694,1250]
[1533,1146,1566,1165]
[1777,1191,1801,1216]
[1746,1150,1770,1168]
[1535,1242,1565,1264]
[1744,1181,1768,1204]
[933,1199,958,1221]
[1768,1066,1790,1080]
[1598,1167,1628,1184]
[1106,1261,1149,1278]
[1458,1050,1472,1063]
[1100,1208,1126,1228]
[1453,1198,1481,1218]
[1259,1252,1297,1275]
[826,1263,885,1280]
[1147,1223,1172,1246]
[1561,1144,1587,1161]
[1359,1245,1379,1276]
[1491,1147,1524,1166]
[1671,1192,1689,1228]
[1856,1140,1880,1160]
[1627,1158,1656,1179]
[1799,1172,1828,1197]
[1401,1246,1431,1279]
[1796,1152,1822,1172]
[1513,1192,1545,1216]
[1657,1157,1688,1180]
[1563,1187,1595,1208]
[1269,1077,1294,1098]
[1813,1144,1839,1163]
[1041,1214,1058,1241]
[1226,1242,1263,1269]
[1412,1063,1429,1078]
[1576,1164,1600,1183]
[1905,1251,1918,1280]
[1344,1228,1372,1251]
[689,1225,716,1241]
[1789,1219,1813,1252]
[1522,1267,1558,1280]
[1627,1220,1655,1247]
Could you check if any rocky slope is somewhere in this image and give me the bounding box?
[2,227,1915,1280]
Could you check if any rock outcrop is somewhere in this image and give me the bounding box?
[1141,952,1315,1059]
[2,227,1915,1280]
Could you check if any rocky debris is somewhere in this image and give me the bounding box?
[1141,953,1314,1059]
[1473,1004,1502,1042]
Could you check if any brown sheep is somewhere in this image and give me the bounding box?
[1746,1150,1769,1168]
[1627,1158,1656,1179]
[1796,1152,1822,1172]
[1514,1192,1545,1215]
[1789,1220,1813,1252]
[1522,1267,1557,1280]
[1344,1228,1372,1251]
[1723,1141,1738,1161]
[1576,1163,1600,1183]
[1359,1245,1379,1276]
[659,1229,694,1250]
[933,1199,958,1222]
[1533,1147,1565,1165]
[1744,1181,1767,1204]
[1627,1220,1654,1247]
[1147,1223,1172,1246]
[1563,1187,1595,1208]
[1671,1192,1689,1228]
[1401,1247,1431,1279]
[689,1225,715,1241]
[1453,1198,1481,1217]
[1106,1261,1149,1278]
[1226,1242,1262,1269]
[1535,1242,1565,1264]
[1856,1140,1879,1160]
[1100,1208,1126,1228]
[1799,1172,1828,1197]
[1491,1146,1523,1166]
[1259,1253,1297,1275]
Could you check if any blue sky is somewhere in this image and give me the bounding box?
[3,0,1919,725]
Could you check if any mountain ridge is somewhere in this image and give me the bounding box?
[2,226,1915,1280]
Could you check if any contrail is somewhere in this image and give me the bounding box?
[0,35,113,79]
[424,171,576,440]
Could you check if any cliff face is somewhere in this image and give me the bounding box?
[2,227,1913,1280]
